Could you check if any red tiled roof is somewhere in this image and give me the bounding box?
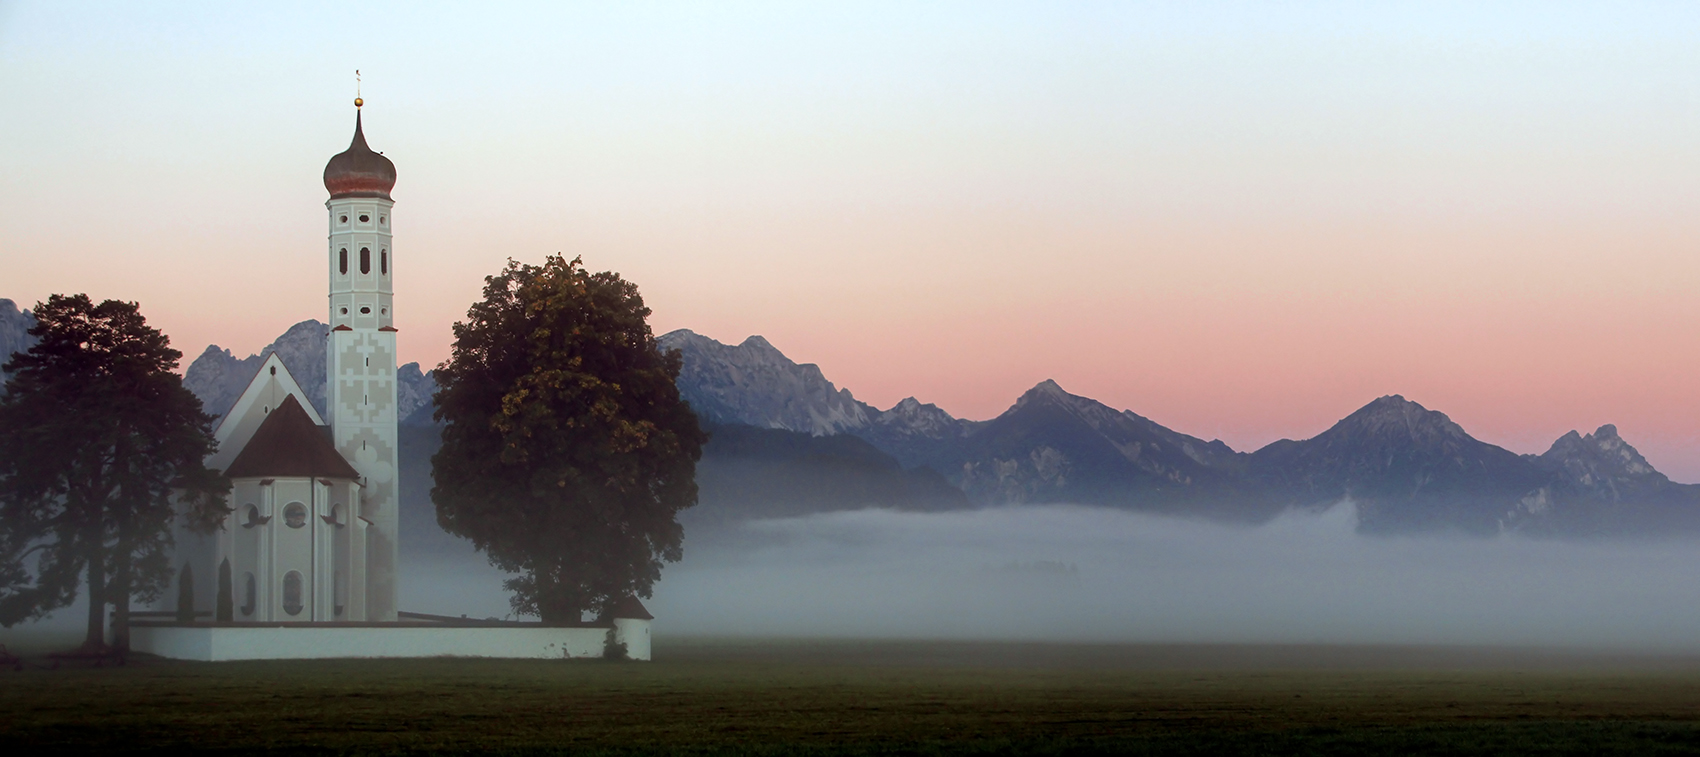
[223,395,360,480]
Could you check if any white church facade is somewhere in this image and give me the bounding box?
[129,101,652,661]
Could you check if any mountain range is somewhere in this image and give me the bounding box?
[183,319,437,424]
[4,302,1695,538]
[661,329,1700,537]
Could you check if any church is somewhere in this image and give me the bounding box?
[129,100,652,660]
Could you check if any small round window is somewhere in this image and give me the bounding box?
[379,216,386,225]
[339,215,348,224]
[282,571,304,616]
[340,307,348,315]
[283,502,307,529]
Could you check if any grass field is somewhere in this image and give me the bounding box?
[5,634,1700,755]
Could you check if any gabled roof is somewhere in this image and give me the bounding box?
[223,395,359,479]
[600,596,654,621]
[209,352,323,473]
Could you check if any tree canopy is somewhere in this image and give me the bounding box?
[432,256,705,623]
[0,295,227,651]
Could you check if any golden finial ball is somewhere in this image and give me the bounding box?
[354,97,364,107]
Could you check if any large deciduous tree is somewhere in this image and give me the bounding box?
[0,295,228,652]
[432,256,705,623]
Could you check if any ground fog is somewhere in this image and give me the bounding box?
[396,503,1700,652]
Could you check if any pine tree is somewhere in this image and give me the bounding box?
[0,295,229,651]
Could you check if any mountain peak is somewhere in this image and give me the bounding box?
[740,335,778,351]
[1336,394,1468,441]
[871,396,964,443]
[1540,422,1664,492]
[658,329,874,435]
[1016,379,1073,407]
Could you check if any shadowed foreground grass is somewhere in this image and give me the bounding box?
[4,636,1700,754]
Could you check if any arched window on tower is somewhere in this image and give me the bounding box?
[339,248,348,275]
[360,247,371,274]
[381,249,387,275]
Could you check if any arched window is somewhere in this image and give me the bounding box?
[282,571,304,616]
[283,502,307,529]
[241,572,256,617]
[381,249,387,275]
[339,248,348,275]
[360,247,370,274]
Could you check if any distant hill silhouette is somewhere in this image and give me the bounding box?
[659,329,1700,537]
[16,316,1669,540]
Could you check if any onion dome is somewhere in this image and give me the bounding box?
[322,107,396,200]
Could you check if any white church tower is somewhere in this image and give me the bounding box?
[321,97,400,621]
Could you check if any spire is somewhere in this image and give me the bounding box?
[323,104,396,200]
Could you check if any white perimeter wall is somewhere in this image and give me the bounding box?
[130,622,650,662]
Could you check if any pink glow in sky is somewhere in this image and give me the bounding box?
[4,3,1700,478]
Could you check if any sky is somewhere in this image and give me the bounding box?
[4,2,1700,477]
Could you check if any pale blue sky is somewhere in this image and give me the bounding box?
[4,2,1700,475]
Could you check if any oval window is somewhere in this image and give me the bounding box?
[379,216,386,225]
[241,572,256,617]
[282,571,304,616]
[340,215,348,224]
[283,502,307,529]
[360,247,371,274]
[339,248,348,275]
[360,306,371,315]
[359,214,370,223]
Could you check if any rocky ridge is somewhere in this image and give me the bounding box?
[8,302,1695,536]
[0,299,35,388]
[659,329,876,435]
[182,319,435,423]
[657,331,1700,535]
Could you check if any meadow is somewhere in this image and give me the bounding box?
[4,635,1700,755]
